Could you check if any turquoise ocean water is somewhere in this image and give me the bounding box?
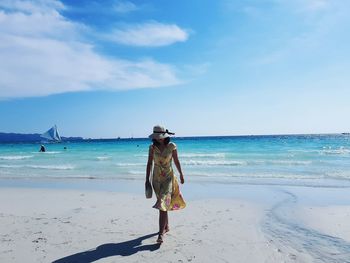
[0,134,350,188]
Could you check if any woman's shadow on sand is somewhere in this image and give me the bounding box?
[52,233,160,263]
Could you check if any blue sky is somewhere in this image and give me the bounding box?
[0,0,350,138]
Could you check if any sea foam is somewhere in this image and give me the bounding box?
[0,155,34,160]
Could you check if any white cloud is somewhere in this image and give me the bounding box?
[0,0,64,13]
[0,9,80,40]
[114,1,138,13]
[110,21,189,47]
[0,1,182,99]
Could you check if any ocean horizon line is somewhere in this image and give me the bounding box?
[1,131,349,144]
[102,132,349,140]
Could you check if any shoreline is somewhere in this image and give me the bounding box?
[1,181,350,262]
[1,176,350,191]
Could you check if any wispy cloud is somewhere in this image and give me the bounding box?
[280,0,330,12]
[114,1,138,14]
[0,0,64,13]
[302,0,329,11]
[183,63,211,77]
[0,1,182,99]
[248,0,350,66]
[110,21,189,47]
[57,0,142,16]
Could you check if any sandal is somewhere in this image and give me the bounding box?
[165,226,170,233]
[156,233,164,244]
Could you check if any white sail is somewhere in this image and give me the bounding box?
[40,125,61,142]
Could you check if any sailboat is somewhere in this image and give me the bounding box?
[40,125,62,142]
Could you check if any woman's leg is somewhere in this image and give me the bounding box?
[165,212,169,232]
[159,210,167,233]
[157,210,167,243]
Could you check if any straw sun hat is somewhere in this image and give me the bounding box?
[149,125,175,139]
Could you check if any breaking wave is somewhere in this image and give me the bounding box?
[0,155,34,160]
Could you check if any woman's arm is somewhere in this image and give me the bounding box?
[146,146,153,183]
[172,149,185,184]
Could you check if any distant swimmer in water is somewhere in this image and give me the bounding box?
[63,146,67,150]
[39,145,46,152]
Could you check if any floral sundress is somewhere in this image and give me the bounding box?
[151,142,186,211]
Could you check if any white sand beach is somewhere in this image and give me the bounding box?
[297,206,350,243]
[1,183,350,263]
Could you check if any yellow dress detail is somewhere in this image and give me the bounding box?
[151,142,186,211]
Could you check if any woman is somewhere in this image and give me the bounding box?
[145,125,186,244]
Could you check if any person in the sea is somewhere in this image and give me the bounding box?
[146,125,186,244]
[39,145,46,152]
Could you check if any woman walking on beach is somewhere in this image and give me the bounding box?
[146,125,186,244]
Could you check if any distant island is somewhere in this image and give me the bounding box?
[0,132,84,143]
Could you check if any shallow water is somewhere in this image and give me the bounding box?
[0,134,349,188]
